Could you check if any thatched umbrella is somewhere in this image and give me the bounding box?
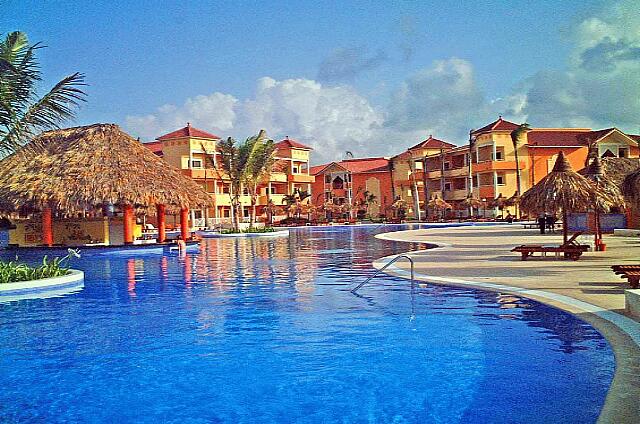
[488,193,509,217]
[622,165,640,206]
[520,151,613,243]
[0,124,212,212]
[579,157,625,244]
[460,196,483,217]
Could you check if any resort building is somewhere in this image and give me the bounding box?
[310,157,393,219]
[390,135,457,219]
[144,124,315,226]
[401,117,640,218]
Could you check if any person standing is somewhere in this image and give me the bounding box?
[538,214,546,234]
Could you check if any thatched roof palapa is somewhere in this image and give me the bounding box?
[579,157,625,211]
[0,124,212,212]
[520,152,609,214]
[623,170,640,205]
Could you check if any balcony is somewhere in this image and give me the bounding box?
[259,194,287,205]
[287,173,315,183]
[212,194,252,206]
[472,160,525,173]
[444,167,468,178]
[181,168,221,179]
[270,172,288,183]
[443,189,468,201]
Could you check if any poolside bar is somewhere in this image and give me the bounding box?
[0,124,212,248]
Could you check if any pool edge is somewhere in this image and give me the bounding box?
[373,231,640,424]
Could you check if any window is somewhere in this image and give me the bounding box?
[332,176,344,189]
[494,151,503,161]
[444,182,452,191]
[243,208,250,217]
[619,147,629,158]
[270,186,277,194]
[193,210,203,219]
[223,209,230,218]
[292,166,299,174]
[444,162,451,170]
[325,175,331,183]
[191,159,203,168]
[222,184,230,194]
[496,175,505,185]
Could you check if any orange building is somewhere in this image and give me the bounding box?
[310,157,393,218]
[413,118,640,217]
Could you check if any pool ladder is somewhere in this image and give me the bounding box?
[351,254,415,294]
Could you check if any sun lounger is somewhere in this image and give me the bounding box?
[511,232,589,261]
[611,265,640,288]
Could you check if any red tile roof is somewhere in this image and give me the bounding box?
[525,128,640,147]
[156,123,220,141]
[526,130,591,147]
[471,116,520,135]
[275,137,313,150]
[312,157,390,175]
[408,135,456,151]
[143,141,164,155]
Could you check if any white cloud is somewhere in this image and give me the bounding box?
[515,0,640,131]
[126,1,640,164]
[126,77,383,163]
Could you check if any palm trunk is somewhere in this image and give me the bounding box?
[514,144,522,219]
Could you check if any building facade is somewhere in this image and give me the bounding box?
[310,157,393,219]
[412,118,640,218]
[145,124,315,226]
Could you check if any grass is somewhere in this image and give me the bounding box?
[0,249,80,284]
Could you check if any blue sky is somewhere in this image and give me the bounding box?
[4,0,639,163]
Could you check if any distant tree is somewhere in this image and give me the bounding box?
[0,31,86,156]
[510,123,530,197]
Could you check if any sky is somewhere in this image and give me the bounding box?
[3,0,640,164]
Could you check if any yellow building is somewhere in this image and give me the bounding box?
[390,135,456,219]
[145,124,315,227]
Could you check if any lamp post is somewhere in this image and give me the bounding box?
[481,198,487,219]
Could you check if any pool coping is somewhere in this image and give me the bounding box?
[373,230,640,424]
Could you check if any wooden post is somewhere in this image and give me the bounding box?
[157,204,166,243]
[42,206,53,247]
[123,204,134,244]
[180,207,189,240]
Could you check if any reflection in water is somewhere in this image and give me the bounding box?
[0,225,615,423]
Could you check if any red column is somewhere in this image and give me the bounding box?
[156,204,166,243]
[42,206,53,247]
[123,204,134,244]
[180,207,189,240]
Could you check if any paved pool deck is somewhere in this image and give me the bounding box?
[376,224,640,423]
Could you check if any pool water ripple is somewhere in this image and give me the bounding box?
[0,225,614,423]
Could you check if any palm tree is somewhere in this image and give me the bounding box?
[0,32,86,157]
[217,137,247,231]
[510,123,530,199]
[243,130,276,228]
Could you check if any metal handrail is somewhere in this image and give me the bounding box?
[351,254,415,294]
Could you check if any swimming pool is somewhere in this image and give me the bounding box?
[0,224,614,423]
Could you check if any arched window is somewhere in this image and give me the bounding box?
[333,176,344,189]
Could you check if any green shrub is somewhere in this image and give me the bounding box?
[220,227,277,234]
[0,249,80,284]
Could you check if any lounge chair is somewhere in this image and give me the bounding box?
[611,265,640,289]
[511,232,589,261]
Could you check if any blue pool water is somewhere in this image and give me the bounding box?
[0,225,614,423]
